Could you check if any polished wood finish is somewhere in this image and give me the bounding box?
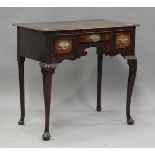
[13,19,140,32]
[96,49,103,112]
[16,27,136,64]
[79,33,102,43]
[102,32,111,40]
[40,63,56,141]
[14,19,140,141]
[54,36,73,54]
[126,56,137,125]
[116,31,131,49]
[18,56,25,125]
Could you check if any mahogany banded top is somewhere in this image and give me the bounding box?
[13,19,140,32]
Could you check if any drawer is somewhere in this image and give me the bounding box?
[78,32,111,43]
[53,35,73,55]
[79,33,102,43]
[115,30,131,49]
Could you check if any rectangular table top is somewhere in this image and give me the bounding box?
[13,19,140,32]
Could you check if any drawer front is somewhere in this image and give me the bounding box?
[54,35,73,54]
[79,33,102,43]
[115,31,131,49]
[78,32,111,43]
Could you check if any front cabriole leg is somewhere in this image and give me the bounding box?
[125,56,137,125]
[40,62,56,141]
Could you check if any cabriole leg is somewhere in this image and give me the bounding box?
[40,63,56,141]
[125,56,137,125]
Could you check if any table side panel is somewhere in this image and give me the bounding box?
[18,28,49,63]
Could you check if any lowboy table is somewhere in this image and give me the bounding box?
[13,19,140,141]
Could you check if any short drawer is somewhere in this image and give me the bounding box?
[79,33,102,43]
[53,35,73,55]
[78,31,111,43]
[115,30,131,49]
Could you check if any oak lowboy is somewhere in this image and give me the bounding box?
[13,19,140,141]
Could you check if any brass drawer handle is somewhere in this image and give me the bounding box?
[116,33,130,49]
[117,35,129,44]
[89,34,101,42]
[58,40,70,49]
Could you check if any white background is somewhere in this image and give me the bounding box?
[0,7,154,148]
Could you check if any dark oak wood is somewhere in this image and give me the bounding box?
[96,49,103,112]
[40,63,56,141]
[18,56,25,125]
[16,27,136,64]
[125,56,137,125]
[13,19,140,32]
[14,19,140,141]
